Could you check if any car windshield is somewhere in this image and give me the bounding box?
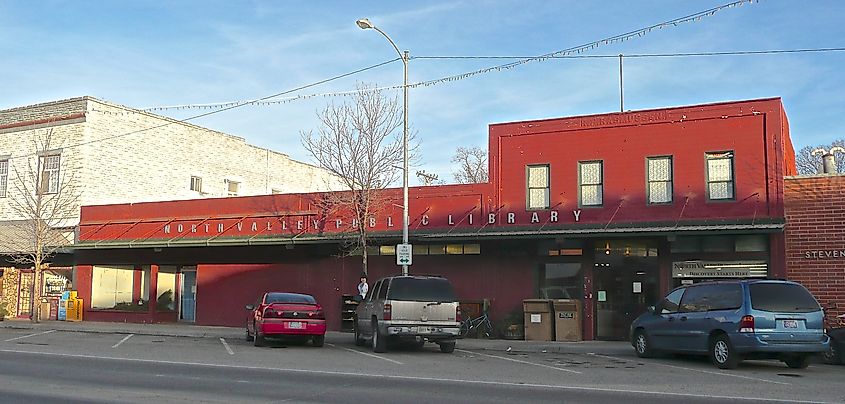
[749,283,820,313]
[387,278,456,302]
[265,293,316,305]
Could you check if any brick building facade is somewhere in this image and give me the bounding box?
[784,174,845,320]
[72,98,798,340]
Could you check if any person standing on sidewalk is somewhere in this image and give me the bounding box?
[357,275,369,301]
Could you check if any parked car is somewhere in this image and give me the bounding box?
[354,275,461,353]
[246,292,326,347]
[630,280,829,369]
[823,313,845,365]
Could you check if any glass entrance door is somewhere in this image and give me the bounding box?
[594,240,660,340]
[179,268,197,322]
[17,271,34,318]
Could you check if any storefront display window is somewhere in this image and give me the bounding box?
[157,266,177,312]
[540,263,581,300]
[92,265,145,310]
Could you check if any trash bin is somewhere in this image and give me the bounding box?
[523,299,554,341]
[553,299,582,342]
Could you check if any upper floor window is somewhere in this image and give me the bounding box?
[647,156,673,204]
[0,159,8,198]
[579,161,603,207]
[39,154,61,194]
[526,164,549,210]
[225,179,240,196]
[190,176,203,192]
[705,151,734,200]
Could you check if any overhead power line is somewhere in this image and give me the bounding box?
[144,0,760,112]
[412,47,845,60]
[9,58,400,162]
[9,0,760,158]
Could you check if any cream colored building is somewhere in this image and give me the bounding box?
[0,96,343,318]
[0,96,343,223]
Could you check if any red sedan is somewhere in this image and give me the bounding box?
[246,292,327,347]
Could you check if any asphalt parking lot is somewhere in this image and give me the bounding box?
[0,323,843,403]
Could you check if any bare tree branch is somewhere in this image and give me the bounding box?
[795,139,845,175]
[451,146,488,183]
[301,84,415,275]
[1,129,81,322]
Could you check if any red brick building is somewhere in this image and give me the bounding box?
[73,98,797,340]
[784,174,845,320]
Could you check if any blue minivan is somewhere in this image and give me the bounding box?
[630,280,829,369]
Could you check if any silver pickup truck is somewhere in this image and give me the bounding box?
[354,275,461,353]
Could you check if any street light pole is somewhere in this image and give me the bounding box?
[357,18,410,276]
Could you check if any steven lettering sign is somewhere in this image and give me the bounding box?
[804,250,845,259]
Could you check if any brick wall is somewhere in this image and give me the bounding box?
[784,174,845,320]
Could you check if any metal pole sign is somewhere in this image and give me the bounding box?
[396,243,412,266]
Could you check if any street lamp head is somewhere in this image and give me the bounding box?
[356,18,374,30]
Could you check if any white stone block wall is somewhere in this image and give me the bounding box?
[0,96,346,225]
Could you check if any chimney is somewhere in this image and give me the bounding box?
[811,147,845,174]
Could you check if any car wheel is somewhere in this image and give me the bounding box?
[633,330,653,358]
[354,318,366,346]
[312,335,325,347]
[784,354,811,369]
[823,338,841,365]
[254,325,265,347]
[439,341,456,353]
[710,334,740,369]
[372,320,387,353]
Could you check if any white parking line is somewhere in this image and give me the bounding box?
[111,334,134,349]
[587,353,789,385]
[326,343,403,365]
[3,329,56,342]
[456,349,582,374]
[0,348,821,403]
[219,338,234,355]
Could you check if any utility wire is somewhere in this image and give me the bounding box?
[9,58,400,161]
[412,47,845,60]
[144,0,760,112]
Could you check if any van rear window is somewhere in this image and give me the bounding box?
[749,283,820,313]
[387,278,457,302]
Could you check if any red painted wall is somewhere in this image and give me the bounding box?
[488,98,791,223]
[72,98,797,331]
[195,253,535,328]
[784,175,845,319]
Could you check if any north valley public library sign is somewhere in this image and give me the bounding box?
[160,209,586,238]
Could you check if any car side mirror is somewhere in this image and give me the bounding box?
[647,305,656,314]
[245,304,254,311]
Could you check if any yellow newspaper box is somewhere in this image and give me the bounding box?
[66,296,83,322]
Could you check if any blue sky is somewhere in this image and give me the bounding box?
[2,1,844,184]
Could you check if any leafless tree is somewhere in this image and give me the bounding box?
[2,129,80,322]
[795,139,845,175]
[451,146,488,183]
[301,85,414,275]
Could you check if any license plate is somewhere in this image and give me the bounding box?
[287,322,304,329]
[783,320,797,329]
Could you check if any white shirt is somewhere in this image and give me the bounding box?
[358,281,369,298]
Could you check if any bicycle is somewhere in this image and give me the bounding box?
[460,310,495,339]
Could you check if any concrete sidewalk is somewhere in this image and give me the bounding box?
[0,319,633,355]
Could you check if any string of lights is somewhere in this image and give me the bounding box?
[9,58,400,161]
[412,47,845,60]
[143,0,760,113]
